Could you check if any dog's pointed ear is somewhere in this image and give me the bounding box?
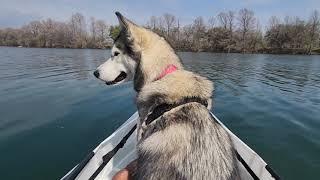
[115,12,129,31]
[115,12,139,32]
[115,12,146,37]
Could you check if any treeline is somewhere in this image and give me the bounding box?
[0,13,114,49]
[0,9,319,54]
[147,9,320,54]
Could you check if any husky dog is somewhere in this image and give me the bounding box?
[94,12,240,180]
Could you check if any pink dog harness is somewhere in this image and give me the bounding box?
[154,64,177,81]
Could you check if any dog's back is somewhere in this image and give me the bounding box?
[136,71,240,180]
[137,103,240,180]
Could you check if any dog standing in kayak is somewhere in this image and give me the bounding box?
[94,12,240,180]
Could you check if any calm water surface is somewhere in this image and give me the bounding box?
[0,47,319,180]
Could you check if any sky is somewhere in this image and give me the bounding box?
[0,0,319,28]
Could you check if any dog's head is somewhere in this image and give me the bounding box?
[94,12,182,91]
[94,12,140,86]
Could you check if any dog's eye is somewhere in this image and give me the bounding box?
[114,52,120,56]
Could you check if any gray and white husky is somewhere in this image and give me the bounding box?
[94,12,240,180]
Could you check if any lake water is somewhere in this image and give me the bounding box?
[0,47,319,180]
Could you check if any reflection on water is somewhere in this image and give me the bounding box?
[0,47,319,180]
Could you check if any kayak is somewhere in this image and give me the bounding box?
[61,112,280,180]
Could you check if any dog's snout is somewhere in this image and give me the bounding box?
[93,70,100,78]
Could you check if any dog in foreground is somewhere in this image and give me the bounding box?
[94,12,240,180]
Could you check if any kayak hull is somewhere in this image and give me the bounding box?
[62,112,279,180]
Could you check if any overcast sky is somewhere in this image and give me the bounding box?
[0,0,319,28]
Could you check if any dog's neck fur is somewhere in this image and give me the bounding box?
[136,70,213,123]
[120,18,183,92]
[136,31,183,85]
[135,35,213,129]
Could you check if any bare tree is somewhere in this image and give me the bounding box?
[192,16,207,51]
[250,20,263,52]
[180,24,194,50]
[208,17,215,29]
[147,16,158,30]
[69,13,87,48]
[291,17,305,48]
[42,18,56,47]
[226,11,235,52]
[268,16,280,29]
[163,13,176,37]
[28,21,42,38]
[90,17,97,42]
[95,20,109,48]
[54,22,72,48]
[237,8,256,52]
[265,16,287,50]
[218,12,228,29]
[227,11,235,33]
[307,10,320,54]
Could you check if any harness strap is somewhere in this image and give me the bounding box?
[145,97,208,126]
[89,124,137,180]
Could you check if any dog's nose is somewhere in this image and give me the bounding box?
[93,70,100,78]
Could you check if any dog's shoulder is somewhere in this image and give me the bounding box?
[137,70,213,105]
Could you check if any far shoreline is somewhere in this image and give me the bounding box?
[1,45,319,56]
